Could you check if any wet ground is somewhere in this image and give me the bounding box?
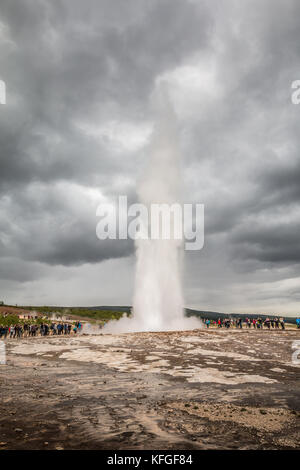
[0,328,299,450]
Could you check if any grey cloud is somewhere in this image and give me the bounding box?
[0,0,299,311]
[0,184,134,266]
[232,220,300,264]
[0,257,47,282]
[260,158,300,205]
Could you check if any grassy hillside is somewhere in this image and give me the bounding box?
[14,305,130,322]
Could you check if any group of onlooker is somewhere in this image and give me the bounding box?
[0,321,83,339]
[204,317,288,329]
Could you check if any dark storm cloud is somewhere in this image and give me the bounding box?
[0,0,212,185]
[232,221,300,264]
[0,0,213,270]
[179,0,300,277]
[260,158,300,206]
[0,257,46,282]
[0,181,135,266]
[0,0,299,310]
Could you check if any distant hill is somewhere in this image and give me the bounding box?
[81,306,298,325]
[7,304,297,324]
[85,306,131,313]
[185,308,297,325]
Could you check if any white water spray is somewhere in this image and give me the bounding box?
[104,85,201,333]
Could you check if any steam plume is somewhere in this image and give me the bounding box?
[104,84,201,332]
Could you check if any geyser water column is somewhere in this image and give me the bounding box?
[103,85,200,333]
[132,86,187,331]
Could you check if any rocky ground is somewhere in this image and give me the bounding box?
[0,328,299,450]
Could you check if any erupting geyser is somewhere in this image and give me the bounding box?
[133,87,186,330]
[104,84,200,333]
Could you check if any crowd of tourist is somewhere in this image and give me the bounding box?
[204,317,289,329]
[0,321,83,339]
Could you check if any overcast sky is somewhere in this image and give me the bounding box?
[0,0,299,314]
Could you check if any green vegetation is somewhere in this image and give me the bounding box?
[66,309,127,321]
[0,314,50,327]
[17,306,130,322]
[0,314,20,326]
